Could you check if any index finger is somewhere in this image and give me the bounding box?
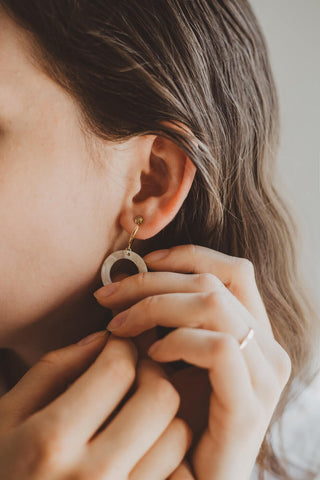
[35,335,138,448]
[144,244,272,333]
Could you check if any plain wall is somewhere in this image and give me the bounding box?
[249,0,320,304]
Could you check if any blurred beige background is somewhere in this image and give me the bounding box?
[250,0,320,303]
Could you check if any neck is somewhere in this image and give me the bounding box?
[1,287,110,388]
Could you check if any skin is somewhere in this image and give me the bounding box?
[0,5,292,480]
[94,246,292,478]
[0,6,196,479]
[0,5,195,370]
[0,335,194,479]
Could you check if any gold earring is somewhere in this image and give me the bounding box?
[100,216,148,285]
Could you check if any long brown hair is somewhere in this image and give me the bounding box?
[1,1,318,478]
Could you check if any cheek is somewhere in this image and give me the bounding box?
[0,118,120,336]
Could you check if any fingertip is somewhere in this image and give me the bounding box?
[76,330,110,346]
[144,249,170,263]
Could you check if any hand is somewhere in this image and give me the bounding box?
[169,459,196,480]
[0,332,192,479]
[93,244,292,480]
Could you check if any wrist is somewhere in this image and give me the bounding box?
[192,428,257,480]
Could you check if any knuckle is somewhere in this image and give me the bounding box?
[136,357,168,383]
[40,415,64,448]
[170,417,193,446]
[203,291,219,310]
[135,271,149,288]
[141,293,160,313]
[107,354,136,385]
[107,336,138,363]
[184,244,197,258]
[21,418,64,473]
[214,333,239,355]
[195,273,223,291]
[149,377,180,411]
[234,257,255,277]
[203,289,224,309]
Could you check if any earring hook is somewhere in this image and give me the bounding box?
[126,216,144,252]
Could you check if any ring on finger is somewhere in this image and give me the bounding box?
[239,327,255,351]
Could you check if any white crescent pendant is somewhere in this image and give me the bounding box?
[101,249,148,285]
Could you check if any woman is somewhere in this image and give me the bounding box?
[0,1,318,479]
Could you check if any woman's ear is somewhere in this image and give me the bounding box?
[119,121,197,239]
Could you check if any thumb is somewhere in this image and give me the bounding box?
[0,330,110,427]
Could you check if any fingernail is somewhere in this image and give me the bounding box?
[77,330,108,346]
[144,249,169,262]
[147,339,162,356]
[107,311,128,331]
[93,282,120,299]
